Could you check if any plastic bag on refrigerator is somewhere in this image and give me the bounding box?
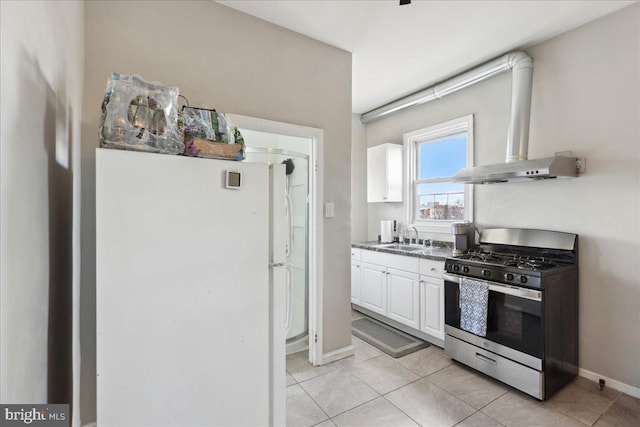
[98,73,185,154]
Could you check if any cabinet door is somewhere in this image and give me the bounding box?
[420,275,445,340]
[367,145,387,202]
[387,268,420,329]
[351,262,361,304]
[360,263,387,315]
[367,144,402,203]
[384,144,403,202]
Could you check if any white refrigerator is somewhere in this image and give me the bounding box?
[96,148,286,426]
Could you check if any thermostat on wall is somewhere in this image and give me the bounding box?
[225,171,242,189]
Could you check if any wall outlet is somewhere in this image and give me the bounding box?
[576,158,586,174]
[324,202,335,218]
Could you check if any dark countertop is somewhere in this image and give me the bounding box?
[352,241,453,261]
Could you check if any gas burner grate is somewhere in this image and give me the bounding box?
[464,249,504,263]
[459,250,564,271]
[507,256,560,270]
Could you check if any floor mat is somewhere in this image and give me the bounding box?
[352,317,430,358]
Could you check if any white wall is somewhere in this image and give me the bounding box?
[81,1,352,423]
[0,0,84,422]
[366,70,510,243]
[359,4,639,391]
[511,4,639,391]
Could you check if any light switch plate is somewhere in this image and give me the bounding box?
[324,202,335,218]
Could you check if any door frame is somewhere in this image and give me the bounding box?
[227,114,324,366]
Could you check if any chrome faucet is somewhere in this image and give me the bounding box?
[406,225,419,244]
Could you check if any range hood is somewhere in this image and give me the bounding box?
[361,51,583,184]
[450,155,579,184]
[450,51,582,184]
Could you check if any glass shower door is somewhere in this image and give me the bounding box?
[286,156,308,343]
[244,149,309,345]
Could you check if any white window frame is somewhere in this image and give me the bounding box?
[403,115,474,234]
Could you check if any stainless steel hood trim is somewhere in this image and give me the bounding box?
[450,155,579,184]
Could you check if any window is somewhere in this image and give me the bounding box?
[403,115,473,233]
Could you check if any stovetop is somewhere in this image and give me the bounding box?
[445,244,577,289]
[455,248,572,271]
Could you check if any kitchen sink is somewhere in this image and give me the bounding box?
[378,244,425,252]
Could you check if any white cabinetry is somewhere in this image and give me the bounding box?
[419,259,445,341]
[420,276,444,340]
[351,248,361,304]
[360,262,387,315]
[387,268,420,329]
[351,247,446,343]
[357,250,421,329]
[367,143,402,203]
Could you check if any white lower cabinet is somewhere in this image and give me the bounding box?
[351,248,362,304]
[351,262,361,304]
[387,268,420,329]
[352,248,445,342]
[360,262,387,315]
[419,275,444,341]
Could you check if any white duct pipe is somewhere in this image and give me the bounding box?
[506,57,533,162]
[360,51,534,162]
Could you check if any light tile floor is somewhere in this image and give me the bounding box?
[286,313,640,427]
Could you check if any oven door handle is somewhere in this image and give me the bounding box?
[443,272,542,302]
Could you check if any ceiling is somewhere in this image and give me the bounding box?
[218,1,634,114]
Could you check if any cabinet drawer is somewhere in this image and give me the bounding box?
[361,250,419,273]
[420,258,444,278]
[445,335,543,399]
[351,247,361,262]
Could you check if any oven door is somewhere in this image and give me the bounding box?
[444,272,543,368]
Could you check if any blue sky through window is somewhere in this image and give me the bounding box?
[418,133,466,193]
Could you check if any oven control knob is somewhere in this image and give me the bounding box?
[519,275,528,284]
[453,265,460,272]
[504,273,514,281]
[462,266,470,273]
[482,269,491,278]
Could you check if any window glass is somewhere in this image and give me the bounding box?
[403,115,473,231]
[417,134,467,180]
[417,183,465,220]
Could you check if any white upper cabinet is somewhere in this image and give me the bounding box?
[367,143,402,203]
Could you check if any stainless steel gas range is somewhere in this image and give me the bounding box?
[443,228,578,400]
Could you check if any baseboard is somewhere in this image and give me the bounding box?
[319,344,355,365]
[81,422,96,427]
[579,368,640,398]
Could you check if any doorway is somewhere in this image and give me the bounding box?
[228,114,324,365]
[244,144,309,353]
